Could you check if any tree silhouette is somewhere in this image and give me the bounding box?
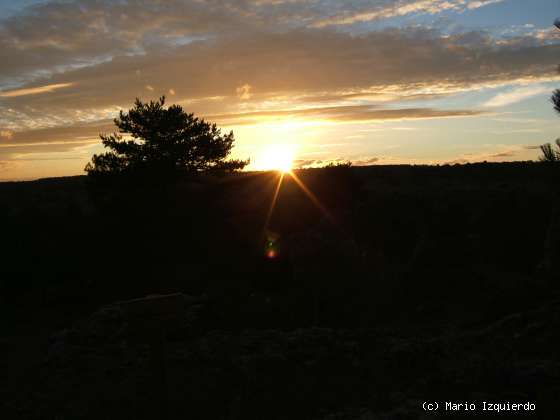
[85,96,248,176]
[552,89,560,115]
[538,20,560,163]
[540,90,560,162]
[539,87,560,163]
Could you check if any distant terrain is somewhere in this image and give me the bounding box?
[1,162,559,419]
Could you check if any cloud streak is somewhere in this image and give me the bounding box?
[0,83,74,98]
[483,85,550,107]
[208,105,484,125]
[312,0,506,27]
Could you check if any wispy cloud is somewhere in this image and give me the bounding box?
[208,105,483,126]
[0,120,113,147]
[467,0,505,10]
[0,83,74,98]
[236,84,253,101]
[445,144,540,164]
[313,0,506,27]
[483,85,550,107]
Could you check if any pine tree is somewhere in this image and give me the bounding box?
[85,96,248,176]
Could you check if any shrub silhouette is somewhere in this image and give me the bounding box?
[85,96,248,176]
[540,139,560,163]
[324,160,352,169]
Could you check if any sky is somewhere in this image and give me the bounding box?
[0,0,559,180]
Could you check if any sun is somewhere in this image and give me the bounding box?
[258,144,295,173]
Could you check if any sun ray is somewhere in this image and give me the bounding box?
[262,171,286,258]
[289,170,337,225]
[261,162,345,259]
[264,171,285,230]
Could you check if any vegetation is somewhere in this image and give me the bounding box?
[539,89,560,162]
[85,96,248,177]
[553,88,560,114]
[324,160,352,169]
[2,163,560,419]
[540,139,560,163]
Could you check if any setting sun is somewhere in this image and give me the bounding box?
[257,144,296,172]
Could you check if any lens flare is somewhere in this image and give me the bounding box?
[264,237,279,259]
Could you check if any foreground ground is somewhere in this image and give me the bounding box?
[1,163,559,419]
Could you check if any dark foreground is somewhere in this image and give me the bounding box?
[1,163,559,419]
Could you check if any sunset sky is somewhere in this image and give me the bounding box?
[0,0,559,180]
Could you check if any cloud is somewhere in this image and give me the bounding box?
[0,83,74,98]
[313,0,506,27]
[0,138,95,180]
[293,158,322,168]
[0,130,14,139]
[0,159,17,175]
[483,85,550,107]
[0,0,553,93]
[532,27,560,42]
[467,0,505,10]
[207,105,483,126]
[0,107,482,154]
[0,141,94,156]
[444,144,540,163]
[353,157,380,166]
[236,84,253,101]
[488,151,515,158]
[0,120,113,147]
[2,26,557,120]
[0,0,253,85]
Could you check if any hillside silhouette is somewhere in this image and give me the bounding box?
[1,163,560,419]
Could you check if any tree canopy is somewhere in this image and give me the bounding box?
[85,96,248,177]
